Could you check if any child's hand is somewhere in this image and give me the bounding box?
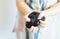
[38,11,47,28]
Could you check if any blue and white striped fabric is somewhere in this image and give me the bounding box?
[25,0,45,10]
[34,28,40,39]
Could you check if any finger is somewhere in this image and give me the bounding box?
[40,23,45,26]
[24,15,30,22]
[33,27,39,32]
[40,20,46,24]
[38,14,41,19]
[39,21,46,28]
[29,26,39,32]
[39,24,44,28]
[38,14,44,19]
[29,26,34,32]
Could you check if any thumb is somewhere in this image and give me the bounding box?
[24,15,30,22]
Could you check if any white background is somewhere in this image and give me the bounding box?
[0,0,60,39]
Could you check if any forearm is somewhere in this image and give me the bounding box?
[16,0,33,15]
[43,2,60,16]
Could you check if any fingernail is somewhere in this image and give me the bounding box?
[26,18,30,22]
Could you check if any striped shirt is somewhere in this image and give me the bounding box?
[25,0,57,11]
[25,0,45,11]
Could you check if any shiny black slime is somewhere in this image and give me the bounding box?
[26,12,45,28]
